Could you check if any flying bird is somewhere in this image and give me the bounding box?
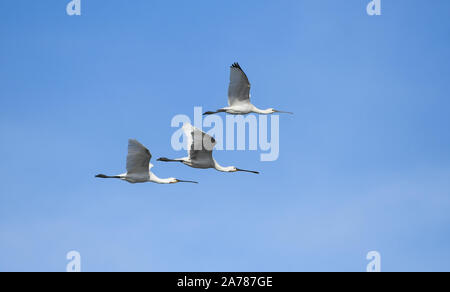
[157,124,260,174]
[95,139,198,184]
[204,63,293,115]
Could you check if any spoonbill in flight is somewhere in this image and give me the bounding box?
[95,139,198,184]
[203,63,293,115]
[157,124,260,174]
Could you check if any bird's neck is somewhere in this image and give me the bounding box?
[214,160,234,172]
[150,174,173,184]
[253,107,273,114]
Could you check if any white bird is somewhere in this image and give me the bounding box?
[95,139,198,184]
[157,124,260,174]
[204,63,293,116]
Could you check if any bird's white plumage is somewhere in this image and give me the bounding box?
[126,139,152,174]
[158,123,259,174]
[183,124,216,167]
[228,63,251,106]
[204,63,293,116]
[96,139,198,184]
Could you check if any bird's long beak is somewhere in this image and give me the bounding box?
[175,179,199,184]
[236,168,260,174]
[274,110,294,115]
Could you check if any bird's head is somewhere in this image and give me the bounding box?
[168,178,179,184]
[171,178,199,184]
[229,167,260,174]
[271,109,294,115]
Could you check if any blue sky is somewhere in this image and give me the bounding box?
[1,0,450,272]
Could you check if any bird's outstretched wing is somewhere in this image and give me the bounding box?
[228,63,251,106]
[183,124,216,163]
[126,139,152,174]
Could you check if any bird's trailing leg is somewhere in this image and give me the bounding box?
[157,157,183,163]
[203,111,218,116]
[203,109,226,115]
[95,174,122,179]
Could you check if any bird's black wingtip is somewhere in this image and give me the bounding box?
[231,62,241,69]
